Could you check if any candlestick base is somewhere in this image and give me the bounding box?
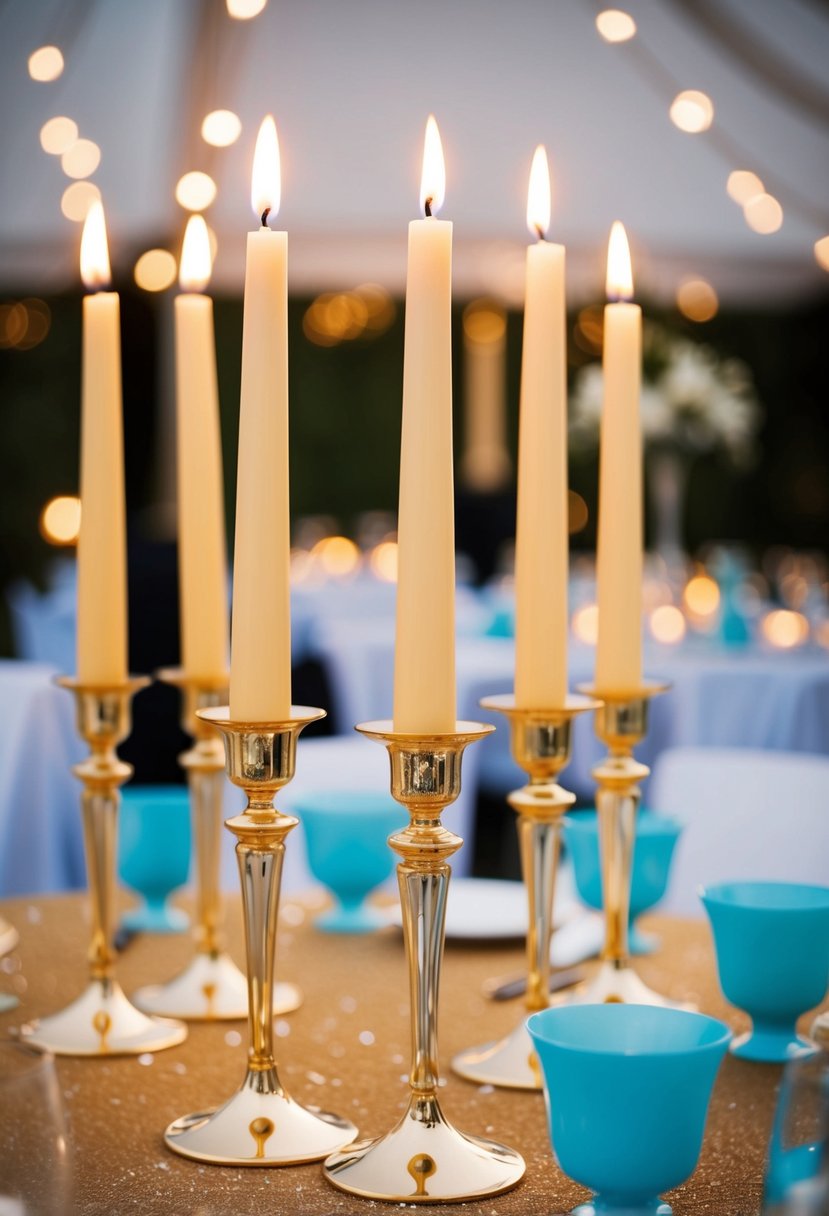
[452,1017,542,1091]
[324,1092,526,1202]
[566,960,689,1008]
[22,977,186,1056]
[133,954,301,1021]
[165,1069,356,1166]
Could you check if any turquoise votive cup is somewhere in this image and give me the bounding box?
[118,785,191,933]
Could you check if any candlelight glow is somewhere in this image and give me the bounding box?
[80,201,111,290]
[176,171,217,212]
[727,170,764,206]
[762,609,808,649]
[670,90,714,134]
[419,115,445,217]
[40,496,81,546]
[201,109,242,147]
[370,540,399,583]
[606,221,633,301]
[683,574,720,618]
[227,0,267,18]
[40,116,78,155]
[526,145,551,240]
[463,299,506,344]
[676,277,718,322]
[61,139,101,180]
[61,181,101,222]
[596,9,636,42]
[251,115,281,222]
[572,603,599,646]
[814,236,829,271]
[650,604,686,645]
[134,249,177,292]
[28,45,64,82]
[744,193,783,235]
[311,535,360,578]
[179,215,212,291]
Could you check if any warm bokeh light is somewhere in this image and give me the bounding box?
[290,548,315,584]
[60,180,101,222]
[0,300,51,351]
[134,249,177,293]
[40,116,78,155]
[574,305,604,354]
[669,90,714,134]
[727,170,764,206]
[650,604,687,645]
[568,490,589,534]
[761,609,809,649]
[420,115,446,216]
[61,138,101,180]
[303,286,394,346]
[814,235,829,272]
[357,283,395,333]
[311,536,360,578]
[28,45,64,82]
[179,214,212,291]
[40,496,81,545]
[526,145,551,239]
[683,574,720,618]
[744,193,783,234]
[370,541,399,583]
[596,9,636,42]
[572,604,599,646]
[227,0,267,18]
[676,277,719,322]
[80,201,111,290]
[251,116,280,220]
[463,299,506,344]
[201,109,242,147]
[606,221,633,300]
[175,171,217,212]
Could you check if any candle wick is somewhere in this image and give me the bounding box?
[260,207,271,228]
[424,197,433,218]
[534,224,545,242]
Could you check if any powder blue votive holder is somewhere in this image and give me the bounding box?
[118,786,191,933]
[528,1004,731,1216]
[292,790,404,933]
[701,880,829,1063]
[564,809,683,955]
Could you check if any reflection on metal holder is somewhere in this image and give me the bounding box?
[452,694,599,1090]
[324,720,525,1202]
[164,706,357,1166]
[570,682,685,1008]
[132,670,300,1021]
[22,677,188,1056]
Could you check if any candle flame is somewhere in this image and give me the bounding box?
[419,115,445,217]
[526,145,551,240]
[179,214,212,291]
[80,200,111,290]
[251,115,281,224]
[606,220,633,300]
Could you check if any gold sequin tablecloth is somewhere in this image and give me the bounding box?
[0,894,785,1216]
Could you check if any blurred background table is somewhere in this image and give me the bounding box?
[0,892,791,1216]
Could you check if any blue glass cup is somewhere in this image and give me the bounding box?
[528,1004,731,1216]
[292,790,404,933]
[701,881,829,1063]
[563,809,683,954]
[118,786,191,933]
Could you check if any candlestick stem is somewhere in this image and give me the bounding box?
[164,706,356,1166]
[324,720,525,1203]
[452,694,598,1089]
[22,677,187,1056]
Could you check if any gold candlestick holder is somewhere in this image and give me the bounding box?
[571,682,680,1006]
[324,720,526,1203]
[22,677,188,1056]
[164,705,357,1166]
[452,693,599,1090]
[133,669,301,1020]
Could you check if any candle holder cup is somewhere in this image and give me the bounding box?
[22,677,188,1056]
[132,670,300,1020]
[452,693,598,1090]
[570,681,684,1007]
[164,705,357,1166]
[323,719,525,1203]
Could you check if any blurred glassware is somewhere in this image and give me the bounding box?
[763,1047,829,1214]
[118,786,191,934]
[0,1042,72,1215]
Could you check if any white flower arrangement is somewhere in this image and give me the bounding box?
[569,323,762,466]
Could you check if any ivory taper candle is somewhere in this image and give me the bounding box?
[76,200,128,684]
[595,221,643,694]
[393,115,456,733]
[175,214,229,681]
[460,299,510,492]
[514,146,568,708]
[229,115,292,720]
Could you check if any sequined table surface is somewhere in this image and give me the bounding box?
[0,894,788,1216]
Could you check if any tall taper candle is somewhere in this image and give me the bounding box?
[595,221,643,694]
[514,146,568,708]
[76,200,127,684]
[175,215,229,681]
[229,115,291,720]
[393,115,456,733]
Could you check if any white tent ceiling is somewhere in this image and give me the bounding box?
[2,0,828,306]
